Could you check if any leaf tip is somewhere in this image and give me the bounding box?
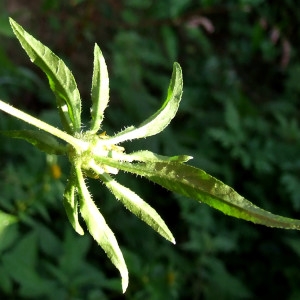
[173,61,180,68]
[121,271,129,293]
[76,227,85,236]
[165,232,176,244]
[9,17,19,32]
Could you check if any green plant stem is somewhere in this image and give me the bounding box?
[0,99,87,150]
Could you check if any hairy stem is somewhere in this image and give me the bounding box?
[0,99,87,150]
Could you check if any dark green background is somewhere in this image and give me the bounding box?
[1,1,300,299]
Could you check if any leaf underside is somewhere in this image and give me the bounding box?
[107,62,183,144]
[74,165,128,293]
[99,172,175,244]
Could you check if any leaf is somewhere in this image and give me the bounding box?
[2,232,38,278]
[0,223,18,254]
[90,44,110,133]
[2,232,54,297]
[9,18,81,134]
[63,169,84,235]
[95,157,300,230]
[1,130,66,155]
[126,150,192,163]
[99,172,175,244]
[106,62,183,144]
[0,210,17,236]
[74,165,128,293]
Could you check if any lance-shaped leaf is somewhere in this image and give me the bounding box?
[98,171,175,244]
[1,130,66,155]
[94,156,300,230]
[9,18,81,134]
[63,169,84,235]
[90,44,109,133]
[74,164,128,293]
[106,62,182,144]
[96,149,192,164]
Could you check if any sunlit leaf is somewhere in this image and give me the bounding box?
[9,18,81,134]
[74,165,128,293]
[126,150,192,163]
[96,157,300,230]
[106,62,182,144]
[90,44,110,133]
[99,172,175,244]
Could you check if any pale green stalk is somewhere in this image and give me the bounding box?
[0,99,87,151]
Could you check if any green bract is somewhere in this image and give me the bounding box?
[1,18,300,293]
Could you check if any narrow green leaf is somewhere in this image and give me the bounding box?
[63,170,84,235]
[126,150,192,163]
[1,130,66,155]
[107,62,183,144]
[99,172,175,244]
[74,165,128,293]
[95,157,300,230]
[9,18,81,133]
[90,44,109,133]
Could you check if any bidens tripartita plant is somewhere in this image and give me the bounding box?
[1,18,300,293]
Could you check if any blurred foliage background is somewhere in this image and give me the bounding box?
[1,0,300,299]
